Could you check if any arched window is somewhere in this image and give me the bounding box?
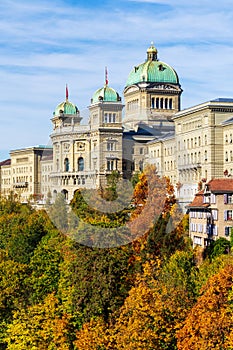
[64,158,69,172]
[78,157,84,171]
[61,189,68,200]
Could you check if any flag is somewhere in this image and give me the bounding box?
[105,67,108,85]
[66,84,69,100]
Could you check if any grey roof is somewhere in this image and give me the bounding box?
[210,98,233,103]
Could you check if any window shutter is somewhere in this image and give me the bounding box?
[224,194,227,204]
[224,210,227,221]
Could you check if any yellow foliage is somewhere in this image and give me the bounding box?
[5,293,71,349]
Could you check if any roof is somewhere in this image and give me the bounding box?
[125,44,179,87]
[206,178,233,193]
[173,98,233,120]
[0,159,11,166]
[54,99,78,116]
[91,84,121,104]
[210,98,233,103]
[187,190,210,209]
[221,116,233,126]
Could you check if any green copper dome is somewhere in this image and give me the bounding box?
[126,43,179,86]
[53,85,79,116]
[91,85,121,104]
[54,100,78,116]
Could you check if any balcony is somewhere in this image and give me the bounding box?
[49,170,97,178]
[14,182,28,188]
[178,162,201,170]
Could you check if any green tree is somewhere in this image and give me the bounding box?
[206,237,231,260]
[58,240,134,327]
[25,229,64,304]
[0,208,52,264]
[48,193,68,232]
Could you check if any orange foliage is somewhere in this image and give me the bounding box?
[177,263,233,350]
[74,317,111,350]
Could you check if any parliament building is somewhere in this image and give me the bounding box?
[1,43,233,216]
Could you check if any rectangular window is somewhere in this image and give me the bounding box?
[140,147,144,155]
[225,226,232,236]
[224,210,233,221]
[212,209,218,221]
[212,225,218,236]
[193,236,202,245]
[210,194,216,204]
[224,194,233,204]
[107,160,114,171]
[104,112,116,123]
[107,142,115,151]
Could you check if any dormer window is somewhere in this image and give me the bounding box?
[158,64,164,71]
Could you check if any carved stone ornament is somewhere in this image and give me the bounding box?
[76,142,85,151]
[63,142,70,152]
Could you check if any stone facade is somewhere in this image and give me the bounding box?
[0,147,52,202]
[188,179,233,248]
[2,45,233,216]
[146,99,233,209]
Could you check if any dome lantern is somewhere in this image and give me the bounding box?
[147,42,158,61]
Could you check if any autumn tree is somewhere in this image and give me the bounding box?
[0,256,29,348]
[177,262,233,350]
[112,251,197,350]
[5,293,71,350]
[74,317,110,350]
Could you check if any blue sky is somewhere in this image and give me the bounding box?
[1,0,233,160]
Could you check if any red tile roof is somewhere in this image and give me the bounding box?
[207,178,233,193]
[187,190,210,208]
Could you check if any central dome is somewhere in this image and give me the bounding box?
[125,43,179,87]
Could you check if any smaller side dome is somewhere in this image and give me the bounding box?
[53,85,79,116]
[54,101,79,116]
[91,86,121,104]
[91,67,121,104]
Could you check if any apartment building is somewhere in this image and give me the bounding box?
[188,178,233,248]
